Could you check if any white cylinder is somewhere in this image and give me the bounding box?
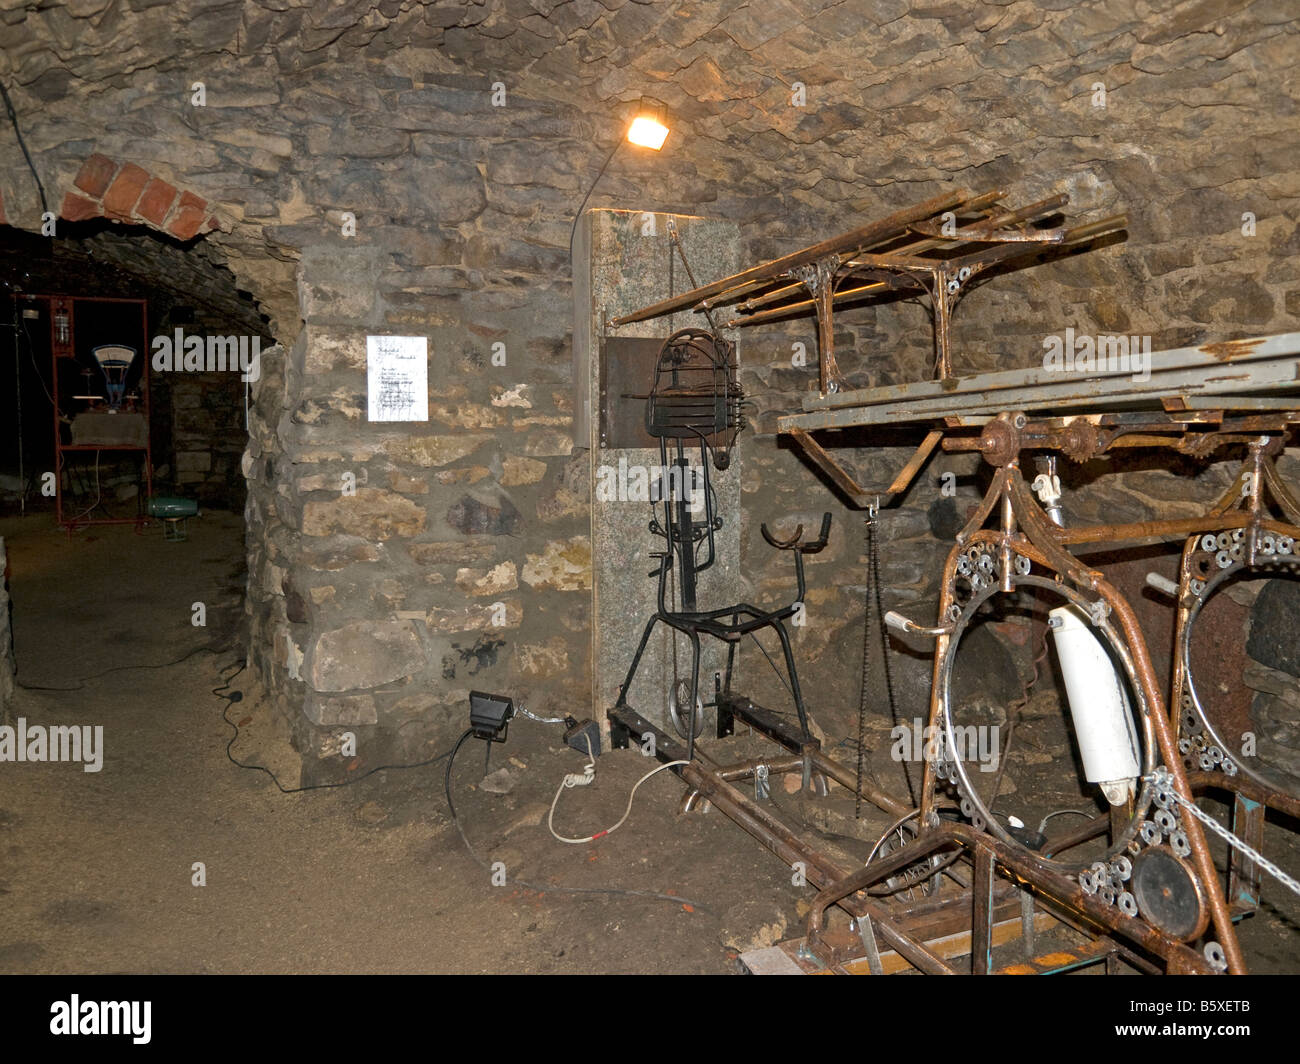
[1049,604,1141,806]
[1144,571,1180,598]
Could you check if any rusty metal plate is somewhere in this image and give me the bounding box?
[598,334,662,450]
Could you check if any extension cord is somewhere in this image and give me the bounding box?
[548,734,688,845]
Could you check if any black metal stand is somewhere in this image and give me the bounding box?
[610,424,830,761]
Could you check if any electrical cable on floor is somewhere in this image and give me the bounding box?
[548,732,689,844]
[213,658,459,794]
[207,659,708,901]
[444,728,707,911]
[515,703,567,725]
[16,642,229,691]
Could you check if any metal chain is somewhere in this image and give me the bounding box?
[667,217,718,334]
[855,518,871,819]
[870,510,906,803]
[667,546,679,712]
[858,511,905,816]
[1148,769,1300,900]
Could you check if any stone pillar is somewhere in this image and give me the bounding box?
[576,209,743,735]
[244,218,593,783]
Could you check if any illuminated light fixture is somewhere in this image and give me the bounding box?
[570,96,674,263]
[627,96,670,150]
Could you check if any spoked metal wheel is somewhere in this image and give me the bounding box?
[936,567,1157,874]
[668,677,705,739]
[1178,544,1300,799]
[868,812,957,901]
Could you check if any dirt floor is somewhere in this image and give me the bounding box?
[1,511,1297,974]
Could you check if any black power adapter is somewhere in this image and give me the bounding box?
[563,716,601,758]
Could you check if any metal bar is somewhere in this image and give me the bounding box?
[943,212,1126,265]
[1229,794,1263,914]
[1185,770,1300,826]
[785,427,871,502]
[1058,513,1300,547]
[869,918,959,975]
[780,362,1300,431]
[825,909,1059,975]
[806,822,1214,972]
[718,692,818,754]
[1019,890,1036,959]
[1100,577,1248,975]
[997,937,1116,975]
[1173,395,1300,410]
[904,193,1070,242]
[972,843,995,974]
[682,761,858,892]
[799,331,1300,414]
[857,916,885,976]
[1059,213,1129,244]
[807,749,912,819]
[888,429,945,494]
[607,188,980,326]
[785,427,942,508]
[726,278,907,327]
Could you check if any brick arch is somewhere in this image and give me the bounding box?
[60,153,221,241]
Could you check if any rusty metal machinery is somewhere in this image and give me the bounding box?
[1163,442,1300,921]
[800,409,1300,975]
[606,188,1300,974]
[611,185,1126,393]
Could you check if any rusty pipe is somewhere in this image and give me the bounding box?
[805,822,1214,974]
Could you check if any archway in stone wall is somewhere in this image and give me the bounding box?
[0,224,272,516]
[0,160,290,726]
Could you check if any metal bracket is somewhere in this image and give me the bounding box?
[790,255,849,396]
[784,426,943,511]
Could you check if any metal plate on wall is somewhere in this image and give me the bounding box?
[599,335,662,450]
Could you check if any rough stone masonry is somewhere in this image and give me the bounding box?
[0,1,1295,779]
[0,538,14,727]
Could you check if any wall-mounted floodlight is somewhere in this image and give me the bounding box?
[570,96,674,264]
[627,97,670,150]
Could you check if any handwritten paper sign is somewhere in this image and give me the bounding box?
[366,335,428,422]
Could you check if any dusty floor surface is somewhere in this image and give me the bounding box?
[1,511,1297,974]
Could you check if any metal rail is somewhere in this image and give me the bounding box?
[608,187,1126,395]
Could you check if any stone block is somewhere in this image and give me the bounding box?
[521,537,591,591]
[102,162,150,217]
[302,489,426,540]
[455,562,518,596]
[308,619,426,692]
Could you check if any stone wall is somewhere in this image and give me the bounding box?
[1,1,1294,775]
[0,538,14,726]
[158,372,248,511]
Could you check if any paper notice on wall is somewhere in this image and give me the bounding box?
[366,335,428,422]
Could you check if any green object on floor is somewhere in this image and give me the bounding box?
[147,496,199,541]
[147,496,199,519]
